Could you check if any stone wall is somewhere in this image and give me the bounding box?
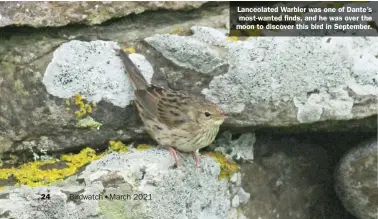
[0,2,376,219]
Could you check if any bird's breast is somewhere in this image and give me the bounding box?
[143,118,220,152]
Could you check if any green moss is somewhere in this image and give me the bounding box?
[14,79,29,96]
[76,116,102,129]
[1,62,16,80]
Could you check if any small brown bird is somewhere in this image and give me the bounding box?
[119,50,227,167]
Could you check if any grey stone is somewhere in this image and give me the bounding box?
[240,136,338,219]
[0,39,149,154]
[202,36,378,126]
[335,139,378,219]
[231,194,239,208]
[237,188,250,205]
[43,40,153,108]
[215,132,255,162]
[191,26,230,47]
[0,1,206,27]
[0,149,234,219]
[0,4,230,154]
[145,34,226,74]
[143,25,377,130]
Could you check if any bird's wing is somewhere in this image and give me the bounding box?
[119,49,149,90]
[134,85,191,128]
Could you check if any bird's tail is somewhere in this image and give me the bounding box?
[119,49,149,90]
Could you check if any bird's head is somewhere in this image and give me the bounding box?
[194,100,228,127]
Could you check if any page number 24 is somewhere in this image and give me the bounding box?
[40,194,51,200]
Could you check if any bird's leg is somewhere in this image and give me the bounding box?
[176,150,186,159]
[192,149,200,168]
[168,147,180,167]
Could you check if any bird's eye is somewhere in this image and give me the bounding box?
[204,112,211,117]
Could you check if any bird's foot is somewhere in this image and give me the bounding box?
[191,150,200,168]
[168,147,180,168]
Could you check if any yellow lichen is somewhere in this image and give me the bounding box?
[72,94,94,118]
[66,108,70,111]
[169,27,186,35]
[85,103,92,113]
[61,148,103,169]
[136,144,153,151]
[78,102,84,109]
[109,141,128,152]
[65,99,71,106]
[227,36,239,42]
[74,94,83,105]
[122,47,135,54]
[0,147,103,188]
[243,29,263,36]
[92,103,97,108]
[229,29,263,38]
[12,160,60,186]
[74,109,86,118]
[206,152,239,180]
[0,186,4,190]
[0,168,14,179]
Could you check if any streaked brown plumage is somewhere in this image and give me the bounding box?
[119,50,227,167]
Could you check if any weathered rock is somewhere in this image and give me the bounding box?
[2,3,373,219]
[145,28,378,129]
[0,148,245,219]
[214,132,255,162]
[145,33,227,74]
[335,139,378,219]
[0,0,375,161]
[43,40,154,108]
[0,5,230,154]
[0,1,206,27]
[0,40,146,154]
[261,2,378,37]
[240,136,347,219]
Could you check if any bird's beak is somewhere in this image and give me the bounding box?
[221,113,228,119]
